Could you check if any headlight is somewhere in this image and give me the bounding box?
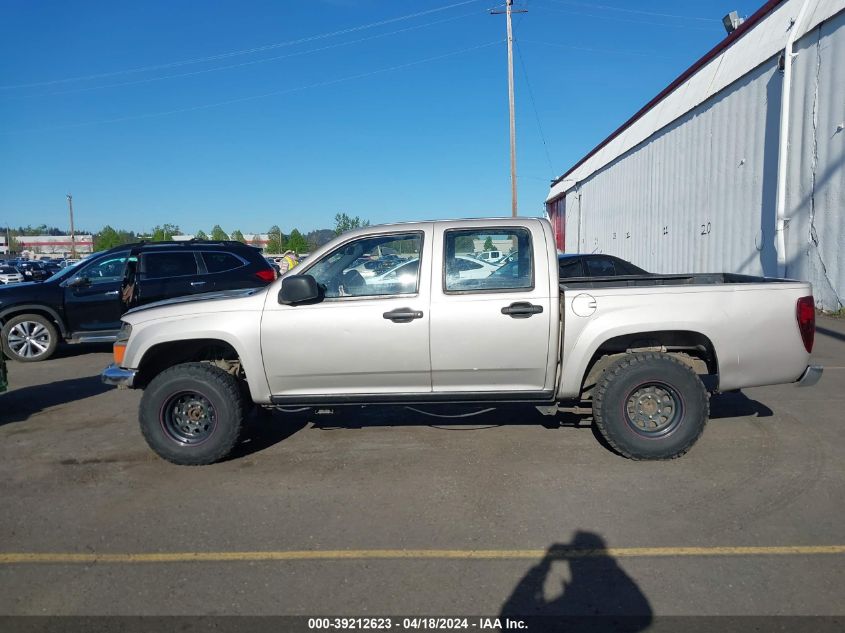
[116,321,132,343]
[113,322,132,366]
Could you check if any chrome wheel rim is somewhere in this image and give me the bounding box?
[7,321,51,359]
[624,382,683,438]
[160,391,218,445]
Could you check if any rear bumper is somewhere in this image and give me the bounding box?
[796,365,823,387]
[101,364,137,388]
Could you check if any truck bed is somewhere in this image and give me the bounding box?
[560,273,795,290]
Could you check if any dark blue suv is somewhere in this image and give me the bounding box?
[0,240,275,362]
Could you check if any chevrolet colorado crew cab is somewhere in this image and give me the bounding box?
[101,218,823,465]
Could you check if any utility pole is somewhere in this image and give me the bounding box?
[66,193,77,259]
[491,0,525,217]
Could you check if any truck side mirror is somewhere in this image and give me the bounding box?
[278,274,322,305]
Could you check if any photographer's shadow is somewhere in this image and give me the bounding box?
[500,532,652,632]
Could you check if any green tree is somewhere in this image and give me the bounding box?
[94,225,124,251]
[230,229,246,243]
[306,229,335,250]
[210,225,229,241]
[195,229,208,240]
[334,212,370,236]
[151,224,180,241]
[455,235,476,254]
[286,228,308,254]
[266,225,284,253]
[6,233,20,254]
[483,236,495,251]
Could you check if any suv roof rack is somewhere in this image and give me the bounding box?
[122,240,256,249]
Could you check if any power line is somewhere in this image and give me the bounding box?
[3,41,503,134]
[545,0,718,22]
[535,4,717,31]
[513,38,554,178]
[9,10,484,100]
[0,0,484,91]
[519,38,671,59]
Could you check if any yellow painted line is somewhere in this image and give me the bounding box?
[1,546,844,565]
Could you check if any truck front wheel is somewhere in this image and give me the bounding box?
[139,363,245,465]
[592,352,709,460]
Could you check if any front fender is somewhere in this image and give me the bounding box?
[0,303,68,337]
[124,313,270,403]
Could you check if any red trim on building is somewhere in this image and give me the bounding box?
[18,241,94,247]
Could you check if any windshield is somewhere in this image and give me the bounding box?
[48,255,102,283]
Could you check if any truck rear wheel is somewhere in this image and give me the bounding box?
[139,362,245,465]
[592,352,709,460]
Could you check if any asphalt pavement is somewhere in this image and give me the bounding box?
[0,318,843,619]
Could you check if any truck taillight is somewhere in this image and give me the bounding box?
[796,296,815,353]
[255,269,276,283]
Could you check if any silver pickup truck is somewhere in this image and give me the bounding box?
[102,218,822,465]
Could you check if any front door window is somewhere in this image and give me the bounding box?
[306,233,423,298]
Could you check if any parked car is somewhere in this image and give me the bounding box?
[558,253,649,279]
[0,266,24,285]
[0,351,6,393]
[40,260,63,276]
[349,257,400,279]
[264,258,281,276]
[367,258,420,292]
[101,217,822,465]
[15,260,51,282]
[476,250,505,264]
[446,255,499,281]
[0,240,275,362]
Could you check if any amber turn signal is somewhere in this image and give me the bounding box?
[113,342,127,366]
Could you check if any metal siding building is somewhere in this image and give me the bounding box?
[546,0,845,310]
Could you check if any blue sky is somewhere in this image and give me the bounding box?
[0,0,760,235]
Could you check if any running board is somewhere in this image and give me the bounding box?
[270,391,556,407]
[70,332,118,344]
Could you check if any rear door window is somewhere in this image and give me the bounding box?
[443,228,532,292]
[558,258,584,278]
[586,257,616,276]
[142,252,199,279]
[202,252,245,274]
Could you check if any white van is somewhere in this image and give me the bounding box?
[477,250,504,264]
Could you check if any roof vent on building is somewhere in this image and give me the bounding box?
[722,10,744,34]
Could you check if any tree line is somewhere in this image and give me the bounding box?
[3,213,370,255]
[94,224,320,254]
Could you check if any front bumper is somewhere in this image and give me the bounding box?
[796,365,823,388]
[101,364,137,388]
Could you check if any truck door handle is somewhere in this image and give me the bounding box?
[190,281,207,287]
[383,308,424,323]
[501,302,543,318]
[104,290,119,296]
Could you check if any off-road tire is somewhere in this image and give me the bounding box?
[139,362,245,465]
[593,352,709,460]
[2,314,59,362]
